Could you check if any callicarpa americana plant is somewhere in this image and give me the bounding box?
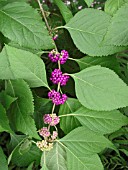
[0,0,128,169]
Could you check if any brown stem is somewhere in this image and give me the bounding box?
[36,0,51,34]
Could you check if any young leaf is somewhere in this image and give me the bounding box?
[84,0,93,7]
[72,66,128,111]
[63,8,125,56]
[72,107,128,134]
[0,147,8,170]
[60,127,113,155]
[0,2,54,50]
[105,0,128,16]
[0,45,49,88]
[54,0,73,23]
[0,91,17,110]
[41,143,67,170]
[59,98,81,134]
[0,103,13,133]
[19,139,32,155]
[6,79,40,139]
[104,3,128,46]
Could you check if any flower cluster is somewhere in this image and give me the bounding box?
[50,69,69,86]
[37,49,69,152]
[43,114,60,126]
[36,114,59,151]
[36,140,53,151]
[39,127,50,138]
[48,49,69,64]
[48,90,67,105]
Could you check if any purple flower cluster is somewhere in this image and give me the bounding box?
[48,49,60,62]
[50,69,69,86]
[39,127,50,138]
[48,49,68,64]
[43,114,60,126]
[48,90,67,105]
[60,50,69,64]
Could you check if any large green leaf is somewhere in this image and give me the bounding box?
[0,147,8,170]
[73,55,120,73]
[0,103,13,133]
[70,107,128,134]
[41,143,67,170]
[105,0,128,15]
[72,66,128,111]
[57,141,103,170]
[60,127,113,155]
[59,98,81,134]
[54,0,73,23]
[0,2,54,50]
[0,45,49,88]
[67,151,103,170]
[84,0,93,7]
[6,79,39,139]
[104,3,128,46]
[63,8,125,56]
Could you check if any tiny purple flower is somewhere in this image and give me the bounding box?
[52,34,58,40]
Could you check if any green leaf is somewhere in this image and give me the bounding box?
[0,147,8,170]
[6,79,39,139]
[72,66,128,111]
[60,127,113,155]
[8,134,28,165]
[63,8,125,56]
[54,0,73,23]
[71,106,128,134]
[59,98,81,134]
[84,0,93,7]
[0,103,13,133]
[104,3,128,46]
[74,55,120,73]
[0,45,49,88]
[67,151,103,170]
[40,164,49,170]
[41,143,67,170]
[120,149,128,156]
[0,91,17,110]
[0,2,54,50]
[27,162,34,170]
[105,0,128,16]
[11,144,41,167]
[34,96,53,129]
